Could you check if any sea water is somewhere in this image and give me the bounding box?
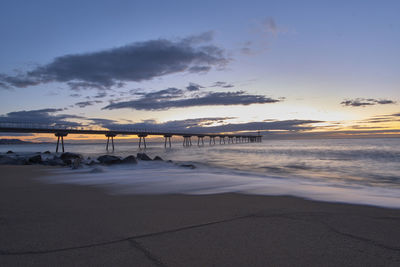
[1,138,400,208]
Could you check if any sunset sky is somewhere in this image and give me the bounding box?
[0,0,399,141]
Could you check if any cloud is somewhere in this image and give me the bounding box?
[341,98,396,107]
[67,81,106,91]
[69,93,82,98]
[181,119,320,133]
[358,112,400,124]
[94,91,107,98]
[240,41,253,55]
[135,87,184,99]
[0,32,228,90]
[0,108,84,127]
[88,116,319,134]
[262,18,278,35]
[186,82,203,91]
[104,89,282,110]
[75,100,103,108]
[211,81,234,88]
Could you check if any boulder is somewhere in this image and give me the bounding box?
[28,155,42,164]
[122,155,137,164]
[86,160,97,166]
[179,164,196,169]
[71,158,81,169]
[153,156,163,161]
[45,158,65,166]
[137,153,152,161]
[6,150,13,154]
[97,155,122,165]
[0,156,26,165]
[60,152,82,161]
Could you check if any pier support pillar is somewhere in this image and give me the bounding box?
[209,136,216,145]
[219,136,225,144]
[138,134,148,149]
[197,136,205,146]
[55,132,68,153]
[183,135,192,147]
[164,135,172,148]
[106,133,117,151]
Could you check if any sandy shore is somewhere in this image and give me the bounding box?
[1,165,400,266]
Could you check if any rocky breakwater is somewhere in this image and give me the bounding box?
[0,151,198,170]
[0,151,170,169]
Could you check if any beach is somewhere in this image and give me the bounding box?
[1,165,400,266]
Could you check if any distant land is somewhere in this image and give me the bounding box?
[0,139,34,145]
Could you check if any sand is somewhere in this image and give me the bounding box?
[1,165,400,266]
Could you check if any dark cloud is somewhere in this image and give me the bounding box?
[94,91,107,98]
[0,108,322,136]
[88,117,319,134]
[104,90,282,110]
[0,74,40,88]
[0,108,84,127]
[135,87,183,99]
[75,100,103,108]
[0,32,228,90]
[341,98,396,107]
[0,80,12,90]
[69,93,82,98]
[186,82,203,91]
[358,112,400,124]
[211,81,234,88]
[67,81,106,91]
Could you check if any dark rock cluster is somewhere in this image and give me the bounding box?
[0,152,171,169]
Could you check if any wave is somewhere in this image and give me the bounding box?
[41,161,400,209]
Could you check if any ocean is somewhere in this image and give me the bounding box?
[2,138,400,208]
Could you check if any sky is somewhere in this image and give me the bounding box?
[0,0,399,141]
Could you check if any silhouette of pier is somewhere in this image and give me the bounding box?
[0,122,262,152]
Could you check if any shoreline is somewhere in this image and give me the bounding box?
[1,165,400,266]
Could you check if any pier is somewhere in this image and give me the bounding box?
[0,122,262,152]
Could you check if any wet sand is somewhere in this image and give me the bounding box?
[1,165,400,266]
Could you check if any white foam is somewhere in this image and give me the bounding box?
[42,162,400,209]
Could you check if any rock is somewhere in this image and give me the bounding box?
[45,158,65,166]
[28,155,42,164]
[167,160,173,163]
[43,151,51,154]
[86,160,97,166]
[71,158,81,169]
[97,155,122,165]
[63,159,72,165]
[137,153,152,161]
[122,155,137,164]
[60,152,82,165]
[0,156,26,165]
[17,158,29,165]
[60,152,82,160]
[153,156,163,161]
[180,164,196,169]
[6,150,13,154]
